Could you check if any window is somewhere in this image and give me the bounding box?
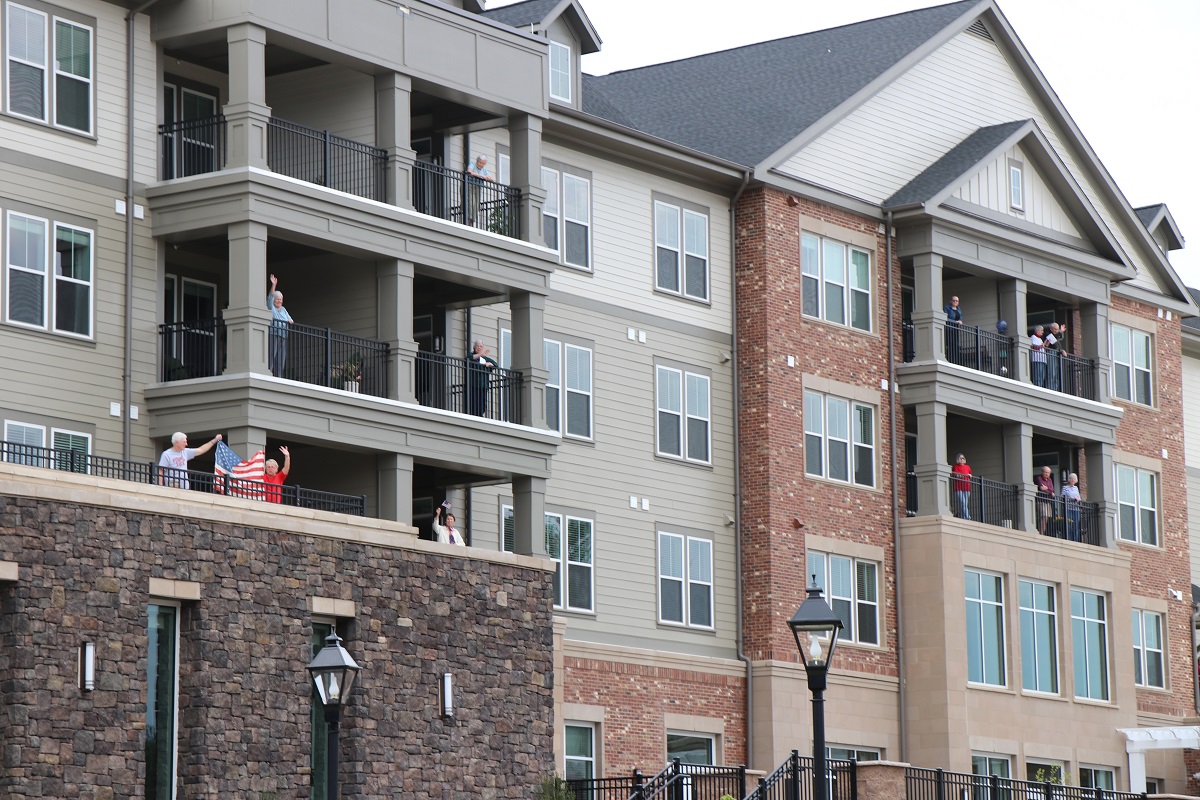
[656,365,710,463]
[3,419,44,465]
[565,344,592,439]
[1018,579,1058,694]
[6,3,93,134]
[1025,762,1065,785]
[828,747,881,762]
[502,508,593,612]
[1132,609,1165,688]
[667,732,714,765]
[1071,588,1109,701]
[803,390,875,487]
[565,724,595,780]
[654,200,709,301]
[4,212,92,336]
[544,339,561,432]
[497,151,510,186]
[1145,779,1161,794]
[549,40,571,102]
[801,232,871,331]
[310,620,335,800]
[965,570,1006,686]
[808,551,879,645]
[658,532,713,628]
[972,755,1012,800]
[1008,162,1024,210]
[542,166,591,268]
[1111,324,1152,405]
[51,428,89,473]
[146,603,179,800]
[1079,768,1115,791]
[1115,465,1158,546]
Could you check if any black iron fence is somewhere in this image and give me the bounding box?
[1033,350,1097,401]
[283,324,389,398]
[159,115,227,179]
[267,117,386,201]
[903,321,915,362]
[160,318,227,381]
[944,324,1014,380]
[0,440,365,515]
[416,351,524,424]
[906,766,1144,800]
[747,751,857,800]
[412,160,521,237]
[1037,494,1103,547]
[567,775,646,800]
[906,470,918,517]
[950,474,1020,528]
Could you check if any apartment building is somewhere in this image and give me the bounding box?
[0,0,1197,795]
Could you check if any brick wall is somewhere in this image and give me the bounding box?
[735,186,901,676]
[0,493,554,799]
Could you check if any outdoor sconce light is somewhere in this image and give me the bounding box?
[440,672,454,718]
[79,642,95,691]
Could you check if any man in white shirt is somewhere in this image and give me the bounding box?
[158,431,221,489]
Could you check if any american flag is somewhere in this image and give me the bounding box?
[213,441,265,497]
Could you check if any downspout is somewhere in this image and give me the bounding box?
[123,0,162,459]
[729,168,752,766]
[885,210,908,761]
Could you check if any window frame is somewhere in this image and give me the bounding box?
[1131,608,1165,689]
[52,14,93,133]
[52,220,93,338]
[563,514,594,613]
[50,427,89,473]
[800,231,872,332]
[655,363,711,464]
[808,550,879,646]
[1071,588,1110,702]
[6,209,49,329]
[653,197,710,303]
[657,530,714,630]
[564,723,596,781]
[544,338,562,433]
[146,600,180,800]
[542,161,592,270]
[3,419,45,465]
[541,166,559,252]
[666,731,716,765]
[1111,323,1153,406]
[1115,464,1159,547]
[503,505,594,614]
[5,2,94,135]
[549,40,572,103]
[1008,160,1024,211]
[563,342,593,441]
[1017,578,1059,695]
[803,389,876,488]
[965,569,1007,687]
[1078,767,1115,791]
[828,746,882,762]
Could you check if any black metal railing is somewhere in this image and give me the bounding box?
[906,766,1145,800]
[411,160,521,237]
[415,351,524,424]
[567,775,646,800]
[944,324,1014,380]
[159,115,227,179]
[616,760,747,800]
[0,440,365,515]
[950,474,1020,528]
[267,117,386,201]
[1033,351,1097,401]
[906,470,918,517]
[284,324,390,398]
[748,751,856,800]
[160,318,227,381]
[902,321,915,362]
[1038,495,1103,547]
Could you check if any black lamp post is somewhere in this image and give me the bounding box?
[788,580,844,800]
[307,632,362,800]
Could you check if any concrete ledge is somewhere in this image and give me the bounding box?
[149,578,202,601]
[310,596,357,618]
[0,560,17,581]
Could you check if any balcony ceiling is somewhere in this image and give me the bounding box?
[164,42,327,77]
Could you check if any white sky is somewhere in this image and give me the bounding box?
[491,0,1200,288]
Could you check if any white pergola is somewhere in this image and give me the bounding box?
[1116,725,1200,793]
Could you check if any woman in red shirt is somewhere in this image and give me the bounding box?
[262,446,291,503]
[952,453,972,521]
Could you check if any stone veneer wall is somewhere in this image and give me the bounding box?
[0,491,554,799]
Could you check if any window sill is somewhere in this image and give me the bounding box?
[799,313,876,338]
[0,320,97,347]
[654,453,715,471]
[966,681,1015,696]
[653,286,712,308]
[802,471,881,494]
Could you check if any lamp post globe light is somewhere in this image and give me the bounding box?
[788,580,844,800]
[307,631,362,800]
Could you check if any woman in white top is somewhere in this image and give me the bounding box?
[432,503,466,546]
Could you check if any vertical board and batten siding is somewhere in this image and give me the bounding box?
[1182,350,1200,585]
[777,31,1166,294]
[951,143,1083,239]
[468,298,738,658]
[266,64,376,145]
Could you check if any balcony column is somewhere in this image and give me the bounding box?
[223,221,271,376]
[998,279,1031,383]
[1083,440,1116,546]
[377,258,417,402]
[509,114,547,245]
[910,252,943,361]
[512,475,547,557]
[375,73,416,210]
[1079,302,1111,404]
[378,453,414,524]
[224,24,271,170]
[912,401,951,517]
[225,427,267,462]
[1001,421,1035,532]
[510,291,548,429]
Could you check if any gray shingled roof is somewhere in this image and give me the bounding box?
[885,120,1028,208]
[479,0,561,28]
[1185,288,1200,331]
[1134,204,1164,228]
[582,0,978,166]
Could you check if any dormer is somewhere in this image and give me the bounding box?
[1135,203,1185,257]
[480,0,602,110]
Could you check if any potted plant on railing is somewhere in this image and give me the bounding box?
[332,353,363,393]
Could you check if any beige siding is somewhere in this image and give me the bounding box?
[778,31,1165,294]
[952,144,1082,239]
[267,65,376,144]
[1183,352,1200,469]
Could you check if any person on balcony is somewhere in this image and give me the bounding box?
[1034,465,1056,535]
[466,154,495,226]
[261,446,291,504]
[1047,321,1066,392]
[267,274,293,378]
[433,501,466,546]
[943,295,963,364]
[951,453,972,521]
[466,340,497,417]
[1030,325,1048,387]
[1061,472,1082,542]
[158,432,221,490]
